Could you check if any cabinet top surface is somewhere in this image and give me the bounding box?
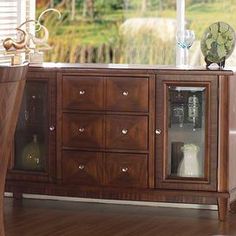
[29,62,235,75]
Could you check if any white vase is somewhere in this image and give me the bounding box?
[177,144,201,177]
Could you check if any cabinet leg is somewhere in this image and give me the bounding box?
[217,197,228,221]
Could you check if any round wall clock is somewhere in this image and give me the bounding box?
[201,21,236,68]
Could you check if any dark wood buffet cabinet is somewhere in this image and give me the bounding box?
[5,63,236,221]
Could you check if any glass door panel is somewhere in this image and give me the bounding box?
[167,86,207,179]
[14,81,48,172]
[156,75,217,191]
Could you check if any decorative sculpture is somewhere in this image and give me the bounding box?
[2,28,29,65]
[201,22,236,69]
[26,8,61,63]
[31,25,50,50]
[2,28,28,51]
[1,8,61,65]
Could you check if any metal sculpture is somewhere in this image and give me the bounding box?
[1,8,61,64]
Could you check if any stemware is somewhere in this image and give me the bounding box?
[176,30,195,68]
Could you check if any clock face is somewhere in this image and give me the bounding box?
[201,22,236,63]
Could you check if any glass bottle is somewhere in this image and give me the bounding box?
[188,94,199,131]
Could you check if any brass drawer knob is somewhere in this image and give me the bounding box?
[79,90,85,95]
[121,167,128,173]
[78,164,85,170]
[122,91,128,96]
[79,128,85,133]
[49,125,55,131]
[155,129,162,135]
[121,129,128,135]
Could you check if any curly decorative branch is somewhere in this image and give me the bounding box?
[20,8,61,49]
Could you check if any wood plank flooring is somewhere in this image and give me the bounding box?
[4,197,236,236]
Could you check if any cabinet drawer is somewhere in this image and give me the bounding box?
[106,77,148,112]
[104,153,148,188]
[105,115,148,150]
[62,114,104,148]
[62,151,103,185]
[62,76,104,110]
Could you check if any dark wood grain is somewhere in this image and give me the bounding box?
[0,64,28,236]
[218,197,228,221]
[62,151,103,186]
[148,75,155,189]
[62,113,104,148]
[218,76,229,193]
[6,179,228,204]
[106,77,149,112]
[57,73,63,181]
[62,75,104,110]
[6,197,236,236]
[104,153,148,188]
[228,75,236,212]
[105,115,148,151]
[217,76,229,219]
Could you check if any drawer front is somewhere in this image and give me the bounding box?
[106,77,149,112]
[105,115,148,150]
[62,151,103,185]
[62,76,104,110]
[63,114,104,148]
[104,153,148,188]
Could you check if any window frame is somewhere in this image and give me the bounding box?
[176,0,186,67]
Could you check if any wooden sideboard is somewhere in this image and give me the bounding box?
[6,63,236,221]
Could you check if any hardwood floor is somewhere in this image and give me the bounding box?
[4,197,236,236]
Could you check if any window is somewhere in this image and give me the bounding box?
[36,1,236,67]
[3,1,235,67]
[186,1,236,67]
[0,0,35,64]
[38,1,179,65]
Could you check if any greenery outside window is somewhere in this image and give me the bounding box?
[1,1,235,66]
[39,1,235,66]
[38,0,178,65]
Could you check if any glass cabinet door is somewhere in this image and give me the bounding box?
[14,81,48,172]
[7,73,56,183]
[168,86,206,178]
[156,76,218,191]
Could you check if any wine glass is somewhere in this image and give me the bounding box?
[176,30,195,68]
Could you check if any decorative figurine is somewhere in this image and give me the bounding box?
[2,28,28,51]
[1,8,61,65]
[2,28,29,65]
[26,8,61,63]
[201,22,236,69]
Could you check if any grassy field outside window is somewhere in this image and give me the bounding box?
[37,0,236,66]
